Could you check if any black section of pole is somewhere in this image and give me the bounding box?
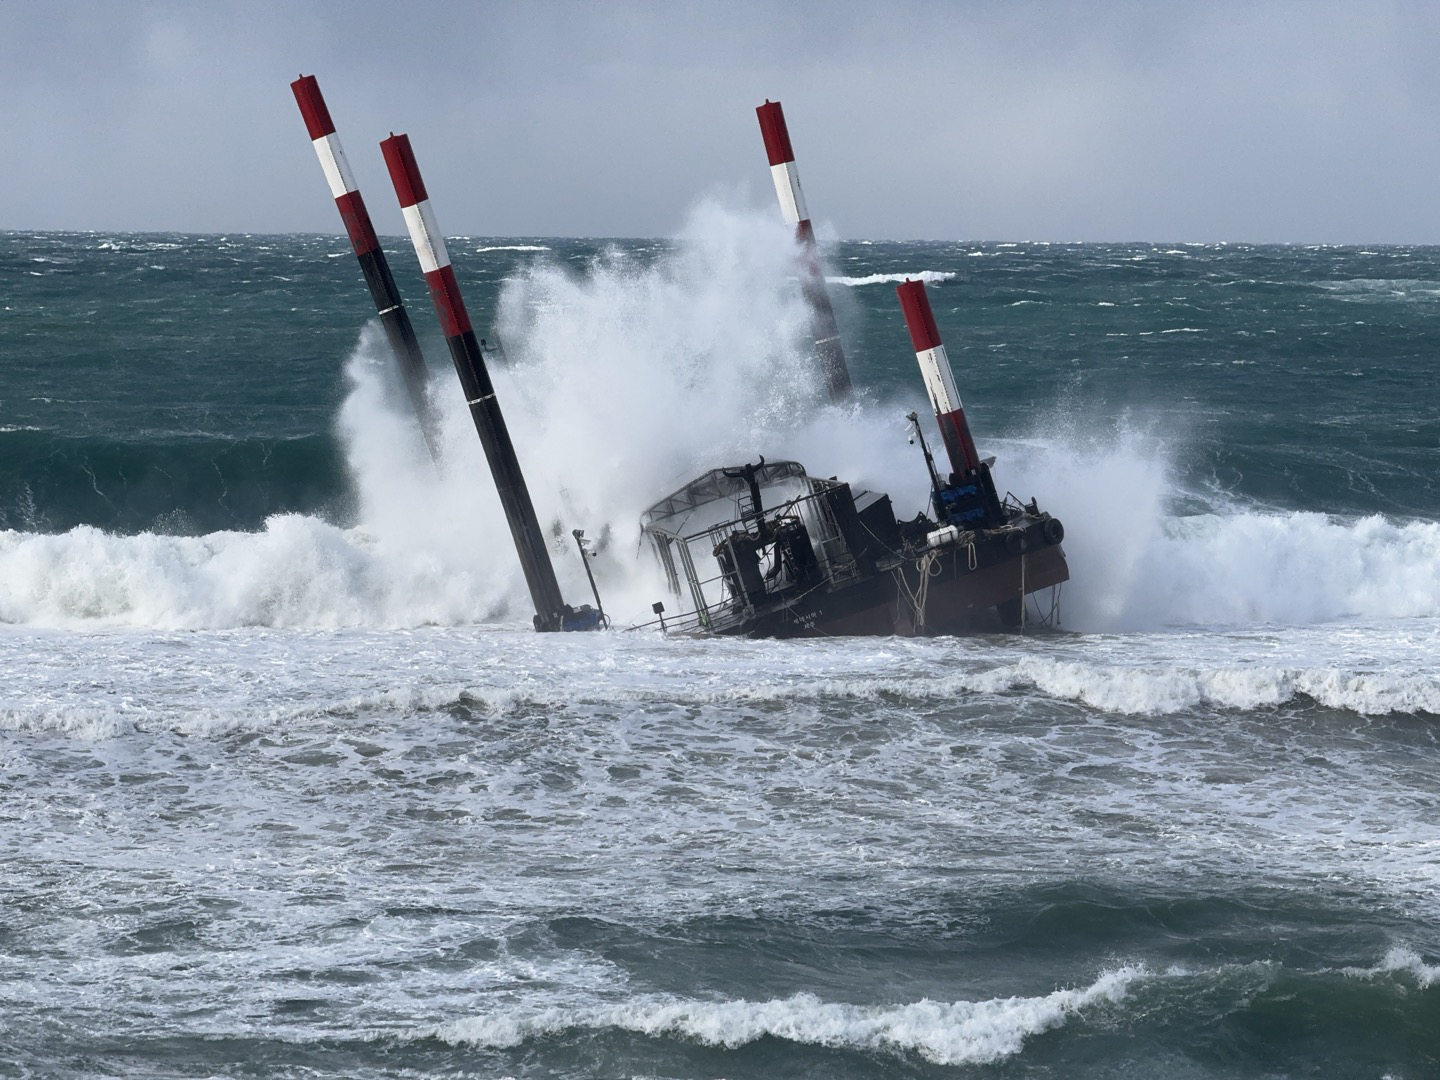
[800,267,852,402]
[443,326,569,631]
[354,248,442,460]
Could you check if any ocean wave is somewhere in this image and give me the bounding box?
[537,657,1439,717]
[18,650,1407,734]
[1315,278,1440,302]
[0,517,512,630]
[2,507,1440,687]
[1342,946,1440,989]
[8,220,1440,648]
[0,429,342,534]
[0,704,139,739]
[0,700,313,739]
[473,244,552,253]
[982,430,1440,634]
[430,966,1143,1065]
[1080,511,1440,630]
[961,657,1440,716]
[826,270,956,287]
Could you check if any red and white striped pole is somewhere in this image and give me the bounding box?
[290,75,440,459]
[896,279,981,478]
[379,132,571,632]
[756,100,852,402]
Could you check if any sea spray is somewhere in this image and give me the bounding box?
[333,269,1440,633]
[412,201,935,620]
[337,203,873,623]
[990,418,1173,632]
[336,322,529,619]
[3,396,1439,633]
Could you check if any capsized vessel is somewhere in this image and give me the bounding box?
[638,282,1069,639]
[636,103,1068,638]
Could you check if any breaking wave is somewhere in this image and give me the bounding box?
[430,966,1144,1066]
[1070,508,1440,633]
[1343,946,1440,988]
[412,949,1440,1070]
[4,441,1438,635]
[6,632,1435,740]
[996,430,1440,633]
[952,657,1440,716]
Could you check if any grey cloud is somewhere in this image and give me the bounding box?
[2,0,1439,242]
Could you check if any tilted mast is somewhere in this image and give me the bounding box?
[896,278,981,477]
[756,100,853,403]
[290,75,441,460]
[896,278,1003,526]
[380,132,590,632]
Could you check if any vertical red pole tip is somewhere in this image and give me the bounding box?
[897,280,943,353]
[756,100,796,167]
[290,74,335,141]
[380,133,429,208]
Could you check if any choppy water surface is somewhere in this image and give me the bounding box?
[2,224,1439,1077]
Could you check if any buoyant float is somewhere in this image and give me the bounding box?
[636,101,1069,636]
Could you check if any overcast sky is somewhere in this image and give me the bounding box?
[4,0,1440,242]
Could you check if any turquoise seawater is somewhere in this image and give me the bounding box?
[5,232,1438,532]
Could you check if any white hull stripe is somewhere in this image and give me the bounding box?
[915,345,961,414]
[401,201,449,274]
[311,133,357,199]
[769,161,808,225]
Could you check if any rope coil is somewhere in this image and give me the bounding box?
[895,549,945,634]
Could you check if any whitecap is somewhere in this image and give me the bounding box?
[826,270,956,287]
[432,966,1146,1066]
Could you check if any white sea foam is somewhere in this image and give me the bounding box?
[473,244,552,253]
[826,270,957,287]
[0,515,509,629]
[433,966,1144,1065]
[965,657,1440,716]
[2,418,1438,637]
[11,640,1428,732]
